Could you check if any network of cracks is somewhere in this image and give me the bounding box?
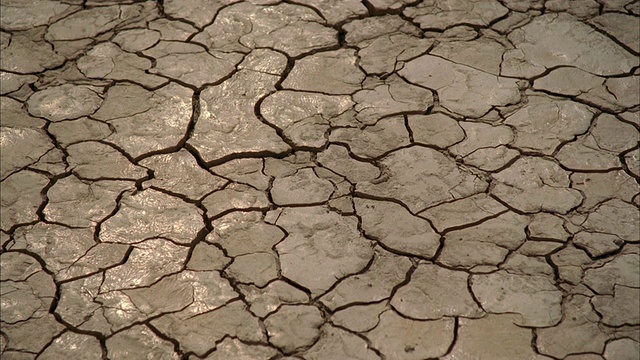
[1,0,639,359]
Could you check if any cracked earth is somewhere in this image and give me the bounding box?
[0,0,639,359]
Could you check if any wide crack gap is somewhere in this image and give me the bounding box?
[585,20,640,57]
[200,148,293,168]
[312,254,377,305]
[55,246,133,287]
[618,145,640,181]
[466,275,486,312]
[91,188,132,244]
[29,172,59,226]
[432,209,510,235]
[532,85,635,115]
[138,323,184,358]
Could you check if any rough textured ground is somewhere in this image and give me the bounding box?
[1,0,639,359]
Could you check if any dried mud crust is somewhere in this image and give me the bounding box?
[0,0,639,359]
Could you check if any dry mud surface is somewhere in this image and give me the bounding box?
[1,0,639,359]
